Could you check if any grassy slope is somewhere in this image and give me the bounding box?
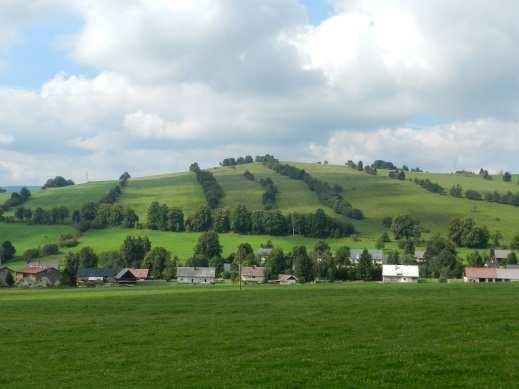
[118,172,206,220]
[293,163,519,242]
[211,165,264,209]
[2,283,519,388]
[17,181,116,211]
[407,171,519,193]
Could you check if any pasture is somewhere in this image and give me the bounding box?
[1,282,519,388]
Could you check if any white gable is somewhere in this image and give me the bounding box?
[383,265,419,278]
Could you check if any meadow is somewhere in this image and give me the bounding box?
[1,282,519,388]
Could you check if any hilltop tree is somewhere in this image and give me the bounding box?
[503,172,512,182]
[391,215,421,240]
[449,184,463,198]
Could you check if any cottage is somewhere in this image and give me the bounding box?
[464,267,519,283]
[16,265,61,287]
[177,267,216,284]
[115,268,138,285]
[129,268,150,280]
[350,249,384,264]
[77,268,115,286]
[275,274,298,285]
[0,267,14,287]
[382,265,419,283]
[241,266,265,283]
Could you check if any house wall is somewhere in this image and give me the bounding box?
[177,276,214,284]
[383,276,418,283]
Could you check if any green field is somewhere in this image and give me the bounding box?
[2,282,519,388]
[118,172,206,220]
[0,222,75,253]
[17,180,116,212]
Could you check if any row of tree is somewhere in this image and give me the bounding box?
[72,202,139,232]
[243,170,278,209]
[450,184,519,207]
[413,178,446,194]
[220,156,254,166]
[388,170,406,180]
[42,176,74,189]
[263,157,364,220]
[0,187,31,212]
[189,163,224,209]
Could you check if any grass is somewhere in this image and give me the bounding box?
[17,180,116,212]
[118,172,206,220]
[2,282,519,388]
[211,165,264,210]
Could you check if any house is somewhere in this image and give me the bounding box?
[464,267,519,282]
[177,267,216,284]
[350,249,384,264]
[257,248,273,263]
[0,267,14,287]
[241,266,265,283]
[115,268,138,285]
[382,265,420,283]
[414,250,425,263]
[129,268,150,280]
[275,274,298,285]
[15,265,61,287]
[494,250,512,263]
[223,263,232,273]
[77,268,115,286]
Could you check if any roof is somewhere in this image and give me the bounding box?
[257,248,273,256]
[17,266,58,275]
[383,265,419,278]
[129,268,149,279]
[241,266,265,278]
[115,268,137,280]
[495,250,512,259]
[496,268,519,280]
[465,267,497,279]
[279,274,297,282]
[177,267,216,278]
[350,249,384,261]
[77,268,115,278]
[415,250,425,259]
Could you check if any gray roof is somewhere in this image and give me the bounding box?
[495,250,512,259]
[414,250,425,259]
[350,249,384,261]
[77,268,115,278]
[496,268,519,280]
[177,267,216,278]
[257,248,273,256]
[115,268,137,280]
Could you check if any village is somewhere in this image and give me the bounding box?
[2,247,517,288]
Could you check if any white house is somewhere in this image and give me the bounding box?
[382,265,419,283]
[177,267,216,284]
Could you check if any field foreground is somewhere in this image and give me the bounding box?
[2,283,519,388]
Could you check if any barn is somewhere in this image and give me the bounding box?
[176,267,216,284]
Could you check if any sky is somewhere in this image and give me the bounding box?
[1,0,519,185]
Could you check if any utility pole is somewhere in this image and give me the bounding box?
[239,260,242,290]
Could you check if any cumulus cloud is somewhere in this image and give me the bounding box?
[1,0,519,184]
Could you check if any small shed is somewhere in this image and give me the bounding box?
[276,274,298,285]
[177,267,216,284]
[77,268,115,286]
[0,267,14,287]
[115,268,138,285]
[382,265,419,283]
[241,266,265,283]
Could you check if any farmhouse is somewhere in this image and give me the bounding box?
[350,249,384,264]
[274,274,298,285]
[129,268,150,280]
[241,266,265,283]
[77,268,115,286]
[177,267,216,284]
[494,250,512,263]
[465,267,519,282]
[0,267,14,287]
[382,265,420,283]
[16,265,61,287]
[115,268,138,285]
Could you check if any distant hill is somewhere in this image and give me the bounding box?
[1,185,40,193]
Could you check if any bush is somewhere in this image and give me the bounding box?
[23,248,41,260]
[40,244,59,257]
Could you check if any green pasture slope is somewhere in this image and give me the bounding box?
[118,172,206,219]
[2,283,519,388]
[0,223,75,253]
[292,163,519,242]
[17,180,116,212]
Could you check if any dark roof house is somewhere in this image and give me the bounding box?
[115,268,138,284]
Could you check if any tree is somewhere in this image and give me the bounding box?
[143,247,171,279]
[236,243,255,266]
[449,218,489,248]
[491,231,503,248]
[507,252,518,265]
[187,205,212,232]
[449,184,463,198]
[0,241,16,263]
[213,208,231,233]
[292,246,314,283]
[264,248,286,280]
[232,204,252,234]
[503,172,512,182]
[386,250,400,265]
[423,235,462,279]
[392,215,421,240]
[357,249,375,281]
[382,217,393,229]
[98,251,126,271]
[335,247,351,266]
[19,187,31,199]
[162,257,178,280]
[511,234,519,250]
[78,247,98,268]
[467,251,485,267]
[194,231,222,260]
[120,236,151,267]
[124,209,139,228]
[168,208,184,232]
[310,209,328,238]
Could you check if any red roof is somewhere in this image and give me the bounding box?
[17,266,55,275]
[129,268,149,279]
[241,266,265,278]
[465,267,497,279]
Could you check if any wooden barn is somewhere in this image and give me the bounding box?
[115,268,138,285]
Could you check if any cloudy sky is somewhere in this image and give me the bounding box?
[1,0,518,185]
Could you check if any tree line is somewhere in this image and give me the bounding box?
[190,163,224,209]
[449,184,519,207]
[413,178,446,194]
[220,155,254,167]
[146,202,354,238]
[42,176,74,189]
[0,187,31,212]
[243,170,278,209]
[263,156,364,220]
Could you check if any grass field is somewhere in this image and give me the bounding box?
[2,282,519,388]
[118,172,206,220]
[0,222,75,253]
[16,180,116,212]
